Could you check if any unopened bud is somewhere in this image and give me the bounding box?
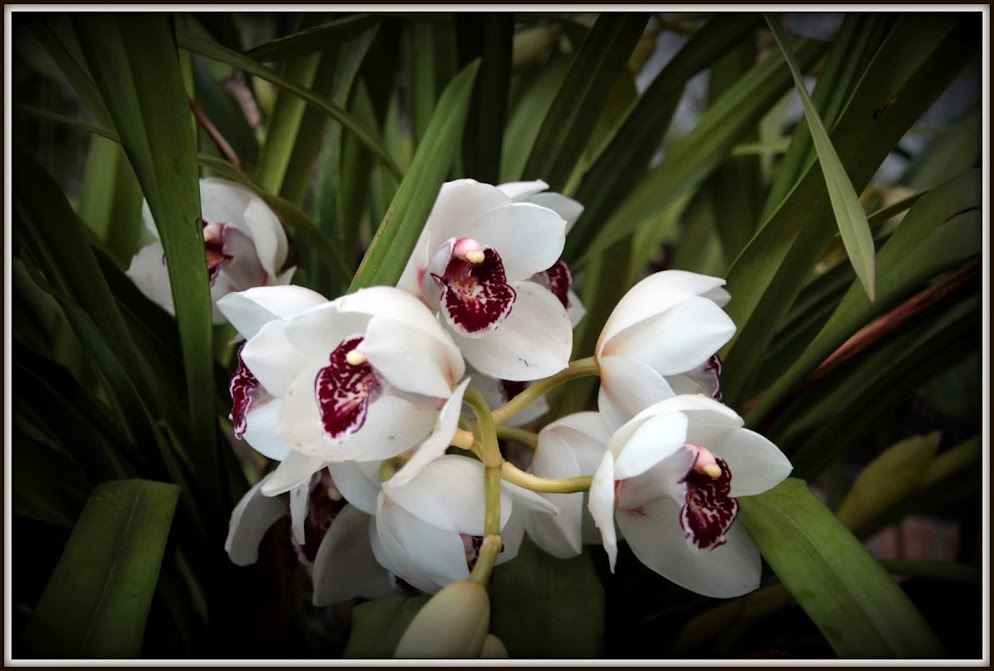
[394,580,490,658]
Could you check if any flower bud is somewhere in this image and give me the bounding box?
[480,634,508,658]
[394,580,490,658]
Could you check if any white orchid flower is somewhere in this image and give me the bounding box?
[397,179,573,382]
[220,285,469,498]
[596,270,737,432]
[224,469,394,607]
[330,455,557,595]
[523,412,610,559]
[587,395,792,599]
[127,178,294,324]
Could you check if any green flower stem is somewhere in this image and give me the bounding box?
[462,386,504,585]
[484,465,501,536]
[463,387,503,469]
[500,461,593,493]
[469,534,503,585]
[495,425,538,450]
[490,356,600,426]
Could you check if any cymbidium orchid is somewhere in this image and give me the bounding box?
[327,454,557,595]
[224,468,394,607]
[128,178,294,324]
[522,412,610,559]
[595,270,737,432]
[587,395,792,598]
[397,179,574,382]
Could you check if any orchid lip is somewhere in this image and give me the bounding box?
[679,450,738,551]
[229,346,272,439]
[314,335,382,445]
[203,218,233,285]
[433,246,516,337]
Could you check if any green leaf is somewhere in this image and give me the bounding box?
[177,28,402,180]
[834,432,941,533]
[522,14,649,190]
[740,478,944,657]
[73,15,217,507]
[243,14,381,62]
[565,14,763,262]
[349,59,480,291]
[720,15,979,409]
[766,14,877,302]
[747,170,981,426]
[343,594,430,658]
[489,540,605,658]
[573,36,827,268]
[77,135,143,268]
[456,14,513,183]
[23,479,180,658]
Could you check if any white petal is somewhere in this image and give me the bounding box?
[424,179,512,254]
[497,504,526,565]
[604,296,736,376]
[241,190,289,278]
[241,319,308,397]
[543,412,611,474]
[612,411,689,481]
[274,365,328,456]
[225,475,286,566]
[217,285,327,340]
[363,315,465,398]
[712,427,793,498]
[638,394,742,424]
[501,480,559,516]
[390,379,470,487]
[525,430,583,558]
[326,461,381,515]
[597,355,676,434]
[566,289,586,328]
[453,282,571,382]
[617,499,762,598]
[701,286,731,308]
[616,447,695,511]
[376,493,470,594]
[383,455,510,534]
[528,192,584,233]
[462,203,566,281]
[240,398,291,461]
[324,395,437,462]
[337,286,456,349]
[289,476,314,545]
[587,451,618,572]
[282,302,370,363]
[496,180,549,201]
[597,271,728,354]
[126,243,175,316]
[260,451,327,496]
[312,505,393,606]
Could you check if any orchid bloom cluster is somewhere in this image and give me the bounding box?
[193,177,792,617]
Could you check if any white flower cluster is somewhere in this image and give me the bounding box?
[176,178,790,605]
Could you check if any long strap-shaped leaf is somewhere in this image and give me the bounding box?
[73,14,218,512]
[720,15,978,409]
[521,13,649,191]
[766,14,877,302]
[177,29,402,180]
[349,60,480,291]
[23,479,180,657]
[564,14,762,262]
[740,479,943,657]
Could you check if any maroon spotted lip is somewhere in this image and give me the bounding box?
[679,455,738,551]
[314,335,382,445]
[229,346,271,439]
[433,247,516,336]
